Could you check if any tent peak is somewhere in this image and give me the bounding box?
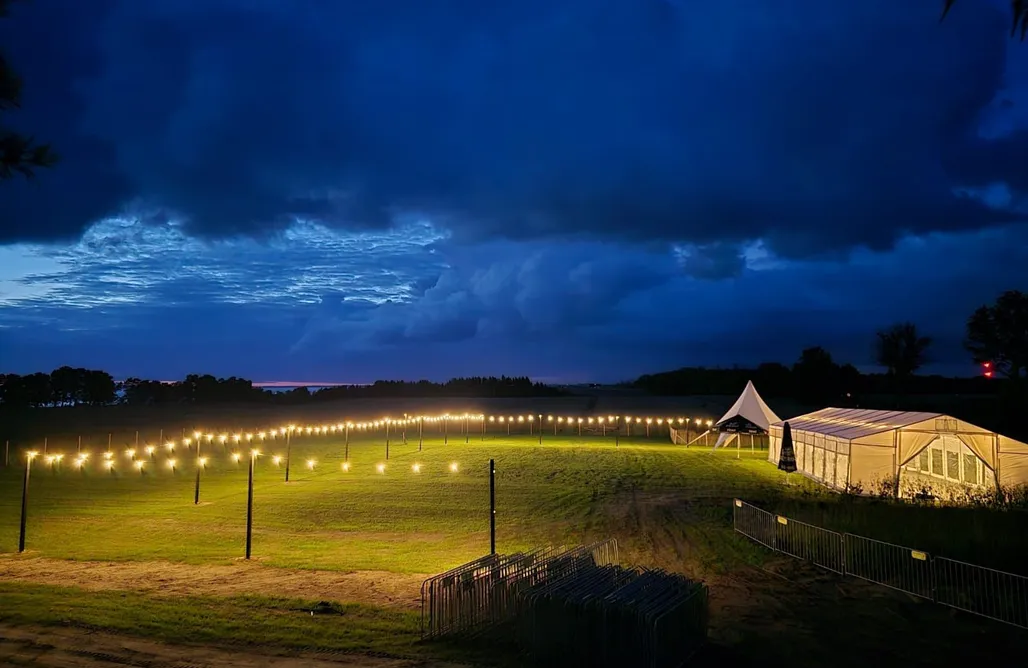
[715,380,781,433]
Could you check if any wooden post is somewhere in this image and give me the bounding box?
[77,435,81,454]
[419,418,423,452]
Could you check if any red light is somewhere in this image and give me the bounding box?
[984,371,993,378]
[983,361,992,369]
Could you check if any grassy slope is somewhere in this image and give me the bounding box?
[0,433,785,571]
[2,431,1025,665]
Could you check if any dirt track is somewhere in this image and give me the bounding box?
[0,624,464,668]
[0,556,427,609]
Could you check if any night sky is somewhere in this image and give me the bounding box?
[1,0,1026,383]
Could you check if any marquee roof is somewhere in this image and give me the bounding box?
[771,407,942,441]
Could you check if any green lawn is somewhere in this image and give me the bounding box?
[2,431,1027,666]
[0,433,788,572]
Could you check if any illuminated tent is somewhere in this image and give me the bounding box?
[767,408,1028,496]
[712,381,782,449]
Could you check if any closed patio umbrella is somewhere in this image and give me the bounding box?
[778,421,797,481]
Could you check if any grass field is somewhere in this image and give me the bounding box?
[1,429,1026,666]
[0,433,785,572]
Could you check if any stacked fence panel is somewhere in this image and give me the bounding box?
[732,498,1028,630]
[421,539,709,666]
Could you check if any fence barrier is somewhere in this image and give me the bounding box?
[733,498,1028,630]
[421,539,709,666]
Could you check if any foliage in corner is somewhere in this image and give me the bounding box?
[0,0,58,180]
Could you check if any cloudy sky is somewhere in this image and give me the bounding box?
[1,0,1026,383]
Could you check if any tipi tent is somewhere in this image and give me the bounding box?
[712,381,782,449]
[767,407,1028,496]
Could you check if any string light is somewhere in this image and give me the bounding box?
[19,411,710,479]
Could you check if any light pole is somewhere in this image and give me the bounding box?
[538,415,543,445]
[245,449,257,559]
[18,450,38,553]
[489,459,496,555]
[285,425,294,482]
[419,417,424,452]
[465,416,470,444]
[194,437,203,504]
[386,420,391,461]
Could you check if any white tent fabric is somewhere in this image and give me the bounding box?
[714,432,738,449]
[715,381,781,432]
[767,407,1028,496]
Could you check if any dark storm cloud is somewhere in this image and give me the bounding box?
[1,0,130,242]
[2,0,1026,255]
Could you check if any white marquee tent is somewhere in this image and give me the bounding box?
[768,407,1028,495]
[712,381,782,449]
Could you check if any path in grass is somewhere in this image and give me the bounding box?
[0,624,464,668]
[0,556,426,608]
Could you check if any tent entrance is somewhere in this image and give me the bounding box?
[900,435,994,497]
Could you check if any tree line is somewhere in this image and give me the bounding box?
[0,370,564,409]
[637,290,1027,399]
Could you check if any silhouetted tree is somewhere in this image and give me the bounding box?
[875,323,932,379]
[0,0,58,180]
[941,0,1028,39]
[965,290,1028,382]
[792,346,843,401]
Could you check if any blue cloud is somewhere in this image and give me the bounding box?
[3,0,1027,255]
[2,1,1028,381]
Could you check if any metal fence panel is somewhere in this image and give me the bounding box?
[733,498,1028,630]
[733,499,776,550]
[844,534,934,599]
[774,515,845,574]
[935,557,1028,629]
